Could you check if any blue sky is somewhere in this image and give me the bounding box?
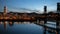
[0,0,60,13]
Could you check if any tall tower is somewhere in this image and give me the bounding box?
[44,6,47,13]
[57,2,60,12]
[4,6,7,15]
[44,6,47,24]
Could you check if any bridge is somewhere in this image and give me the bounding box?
[0,6,60,26]
[0,6,60,34]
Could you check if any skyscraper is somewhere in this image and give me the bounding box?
[57,3,60,12]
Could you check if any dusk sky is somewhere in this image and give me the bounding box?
[0,0,60,13]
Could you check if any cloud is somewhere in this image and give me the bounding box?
[8,7,40,13]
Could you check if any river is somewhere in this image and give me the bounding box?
[0,21,60,34]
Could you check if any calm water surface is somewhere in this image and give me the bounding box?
[0,21,59,34]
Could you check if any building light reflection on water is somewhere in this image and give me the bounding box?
[0,21,59,34]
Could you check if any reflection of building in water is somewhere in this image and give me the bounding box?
[57,2,60,12]
[0,22,2,24]
[9,21,14,26]
[9,21,13,24]
[4,21,7,29]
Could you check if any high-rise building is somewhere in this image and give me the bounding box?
[4,6,7,15]
[44,6,47,13]
[57,3,60,12]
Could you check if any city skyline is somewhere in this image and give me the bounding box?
[0,0,60,13]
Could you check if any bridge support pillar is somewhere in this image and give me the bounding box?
[44,19,47,24]
[56,21,59,34]
[43,26,46,34]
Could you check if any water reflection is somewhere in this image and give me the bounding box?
[9,21,14,26]
[4,21,7,30]
[0,21,60,34]
[56,21,60,34]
